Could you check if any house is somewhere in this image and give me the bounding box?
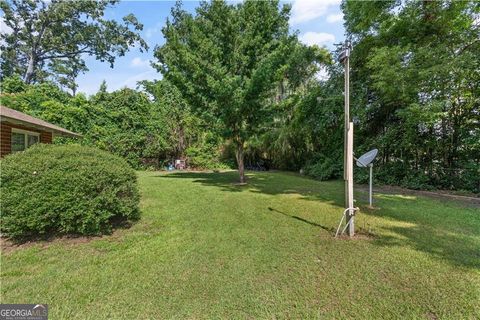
[0,105,81,157]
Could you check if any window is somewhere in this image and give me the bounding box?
[11,129,40,152]
[27,134,39,147]
[12,132,26,152]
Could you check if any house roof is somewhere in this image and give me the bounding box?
[0,105,81,138]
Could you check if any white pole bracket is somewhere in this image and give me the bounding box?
[335,207,360,238]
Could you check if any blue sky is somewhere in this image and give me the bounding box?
[76,0,346,95]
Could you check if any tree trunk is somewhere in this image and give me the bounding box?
[235,142,246,184]
[178,125,185,157]
[24,55,36,84]
[450,116,460,169]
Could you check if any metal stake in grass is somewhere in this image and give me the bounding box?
[335,207,359,237]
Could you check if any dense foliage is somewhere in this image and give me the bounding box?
[1,77,229,169]
[239,0,480,192]
[0,144,140,240]
[154,0,329,183]
[1,0,478,192]
[343,0,480,191]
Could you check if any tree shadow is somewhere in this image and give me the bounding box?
[362,195,480,269]
[154,170,345,207]
[267,207,334,232]
[155,171,480,269]
[374,224,480,269]
[1,215,139,247]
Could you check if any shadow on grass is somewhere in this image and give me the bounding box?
[158,170,480,269]
[375,224,480,269]
[267,207,334,232]
[1,216,138,247]
[155,170,344,207]
[362,195,480,269]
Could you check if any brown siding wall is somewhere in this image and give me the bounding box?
[0,121,53,158]
[40,131,52,144]
[0,122,12,157]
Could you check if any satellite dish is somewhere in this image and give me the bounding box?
[356,149,378,167]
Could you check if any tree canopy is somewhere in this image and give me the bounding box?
[0,0,147,93]
[340,0,480,190]
[154,0,328,183]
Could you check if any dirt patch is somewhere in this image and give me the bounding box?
[0,230,127,254]
[335,228,375,240]
[335,234,373,241]
[0,218,136,254]
[0,235,96,254]
[356,184,480,208]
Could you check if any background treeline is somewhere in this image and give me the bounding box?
[1,0,478,192]
[1,75,230,170]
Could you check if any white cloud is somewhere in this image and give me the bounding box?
[145,28,156,39]
[120,69,160,89]
[326,13,343,23]
[145,22,162,39]
[77,69,161,95]
[290,0,341,25]
[0,17,13,35]
[299,32,335,47]
[130,57,150,68]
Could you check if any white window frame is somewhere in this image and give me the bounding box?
[11,128,40,152]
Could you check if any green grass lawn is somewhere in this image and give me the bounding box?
[1,171,479,319]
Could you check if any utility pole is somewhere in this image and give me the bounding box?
[339,40,354,237]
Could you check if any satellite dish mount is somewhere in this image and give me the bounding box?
[355,149,378,207]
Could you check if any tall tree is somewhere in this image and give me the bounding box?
[0,0,148,85]
[155,0,305,183]
[50,57,87,95]
[339,0,480,190]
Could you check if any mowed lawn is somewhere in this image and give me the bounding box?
[1,171,479,319]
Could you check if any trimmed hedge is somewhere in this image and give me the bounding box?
[1,144,140,240]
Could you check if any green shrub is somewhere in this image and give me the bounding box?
[304,155,342,181]
[354,162,434,190]
[185,146,216,169]
[430,164,480,193]
[1,144,140,240]
[185,143,232,170]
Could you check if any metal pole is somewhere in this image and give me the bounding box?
[369,164,373,207]
[343,43,350,208]
[347,122,354,236]
[342,41,353,236]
